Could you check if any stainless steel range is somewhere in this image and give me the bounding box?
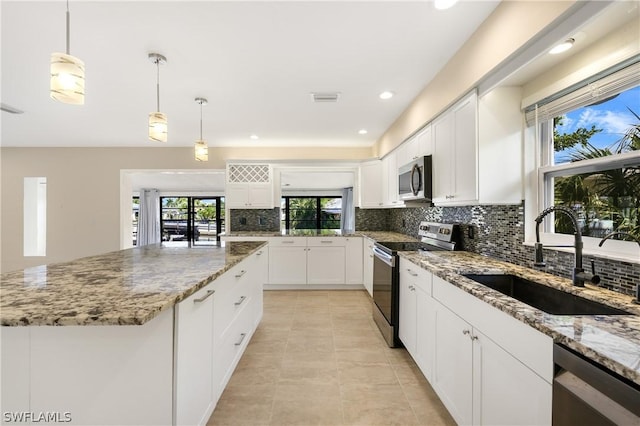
[372,222,459,347]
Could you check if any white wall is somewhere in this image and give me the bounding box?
[0,146,371,273]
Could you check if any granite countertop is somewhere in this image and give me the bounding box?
[0,241,266,327]
[400,250,640,386]
[226,230,419,242]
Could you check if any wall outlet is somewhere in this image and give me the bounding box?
[468,226,474,239]
[402,219,406,228]
[240,217,247,225]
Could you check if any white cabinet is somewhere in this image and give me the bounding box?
[345,237,363,285]
[225,184,273,208]
[431,274,552,426]
[397,124,432,167]
[363,238,375,296]
[307,238,346,285]
[358,160,384,208]
[432,91,478,205]
[226,163,275,208]
[382,152,403,207]
[175,282,215,426]
[268,238,307,284]
[398,258,434,381]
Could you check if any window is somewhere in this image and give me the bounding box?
[132,196,139,246]
[24,177,47,256]
[280,196,342,231]
[155,196,225,246]
[534,63,640,243]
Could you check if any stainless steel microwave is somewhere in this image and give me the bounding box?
[398,155,433,202]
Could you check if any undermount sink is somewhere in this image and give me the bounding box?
[462,274,632,316]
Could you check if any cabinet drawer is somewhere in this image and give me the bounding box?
[269,237,307,247]
[433,275,553,383]
[213,300,254,396]
[213,281,252,342]
[306,237,347,247]
[400,258,432,295]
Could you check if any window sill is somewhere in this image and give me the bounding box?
[522,241,640,265]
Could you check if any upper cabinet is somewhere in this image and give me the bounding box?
[358,160,384,208]
[397,125,432,167]
[225,163,276,209]
[382,151,404,208]
[432,88,522,206]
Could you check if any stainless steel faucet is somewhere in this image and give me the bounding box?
[598,231,640,304]
[534,205,600,287]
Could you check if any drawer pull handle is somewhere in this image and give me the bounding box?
[470,335,478,341]
[407,269,418,277]
[462,329,470,336]
[234,295,247,306]
[320,240,333,244]
[282,240,295,244]
[256,251,263,256]
[193,289,215,303]
[234,333,247,346]
[235,270,247,278]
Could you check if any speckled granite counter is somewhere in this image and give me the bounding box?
[225,230,419,242]
[0,241,267,326]
[400,250,640,386]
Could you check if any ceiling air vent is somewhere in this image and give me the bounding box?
[310,92,340,103]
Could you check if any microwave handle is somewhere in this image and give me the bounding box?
[410,163,421,196]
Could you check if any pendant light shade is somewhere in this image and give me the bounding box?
[194,97,208,161]
[149,53,167,142]
[50,2,84,105]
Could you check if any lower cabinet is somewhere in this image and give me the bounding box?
[268,238,307,284]
[363,238,375,296]
[175,283,216,426]
[399,259,553,426]
[398,258,434,381]
[431,274,552,426]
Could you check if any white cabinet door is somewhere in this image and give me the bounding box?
[452,92,478,204]
[345,237,363,285]
[175,283,215,426]
[363,238,375,296]
[307,246,346,284]
[382,152,402,207]
[359,161,384,208]
[398,263,418,356]
[269,245,307,284]
[473,330,552,426]
[432,301,473,426]
[418,124,433,157]
[226,184,273,208]
[432,112,454,204]
[414,274,434,382]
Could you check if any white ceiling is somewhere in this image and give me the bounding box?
[1,0,501,148]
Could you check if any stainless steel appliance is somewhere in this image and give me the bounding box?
[372,222,459,347]
[553,344,640,425]
[398,155,433,202]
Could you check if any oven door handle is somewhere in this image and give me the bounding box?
[373,246,395,267]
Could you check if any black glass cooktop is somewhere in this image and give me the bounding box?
[375,241,443,253]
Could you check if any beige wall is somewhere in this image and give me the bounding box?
[374,0,575,158]
[0,146,371,273]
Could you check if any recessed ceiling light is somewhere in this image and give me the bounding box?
[434,0,458,10]
[549,38,575,55]
[379,91,394,100]
[358,129,368,135]
[250,134,259,140]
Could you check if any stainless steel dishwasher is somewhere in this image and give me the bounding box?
[553,344,640,425]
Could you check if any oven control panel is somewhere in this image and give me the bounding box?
[418,222,457,243]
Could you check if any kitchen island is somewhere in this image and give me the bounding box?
[0,241,267,425]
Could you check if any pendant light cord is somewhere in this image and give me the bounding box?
[200,102,203,139]
[156,60,160,112]
[66,0,70,54]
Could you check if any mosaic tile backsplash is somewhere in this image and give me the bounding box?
[229,209,280,232]
[356,204,639,297]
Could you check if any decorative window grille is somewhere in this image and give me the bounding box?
[227,164,271,184]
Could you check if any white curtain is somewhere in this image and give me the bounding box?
[137,189,161,246]
[340,187,355,234]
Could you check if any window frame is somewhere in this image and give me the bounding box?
[534,103,640,261]
[281,196,342,231]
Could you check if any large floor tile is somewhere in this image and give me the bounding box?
[269,397,344,425]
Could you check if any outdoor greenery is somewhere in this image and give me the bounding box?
[286,197,341,230]
[553,107,640,240]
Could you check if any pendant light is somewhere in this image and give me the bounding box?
[50,0,85,105]
[148,53,167,142]
[194,97,209,162]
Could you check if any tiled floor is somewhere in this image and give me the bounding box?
[208,290,456,426]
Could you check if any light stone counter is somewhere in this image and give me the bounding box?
[225,230,419,242]
[400,250,640,386]
[0,241,267,326]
